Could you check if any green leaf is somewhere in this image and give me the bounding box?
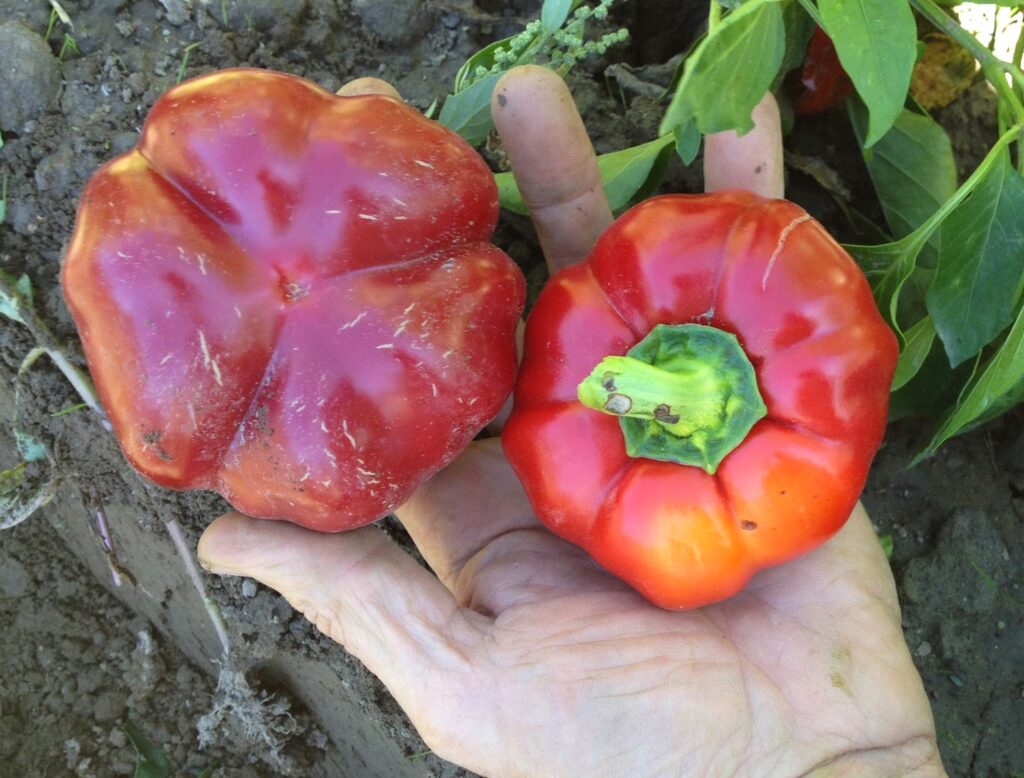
[818,0,916,147]
[438,73,502,146]
[124,721,176,778]
[673,121,702,166]
[878,533,894,560]
[926,157,1024,367]
[495,135,676,215]
[772,0,816,92]
[847,234,928,335]
[51,402,88,417]
[541,0,573,32]
[0,270,32,325]
[454,35,515,93]
[849,101,957,241]
[892,315,936,391]
[598,135,675,211]
[0,461,57,531]
[659,0,786,137]
[495,171,528,215]
[921,302,1024,456]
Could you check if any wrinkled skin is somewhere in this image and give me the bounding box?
[199,68,946,777]
[62,68,524,531]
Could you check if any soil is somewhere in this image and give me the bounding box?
[0,1,1021,776]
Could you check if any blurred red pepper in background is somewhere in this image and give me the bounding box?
[791,27,854,115]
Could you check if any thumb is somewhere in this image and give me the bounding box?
[197,513,480,698]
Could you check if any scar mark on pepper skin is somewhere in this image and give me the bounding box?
[496,92,507,107]
[197,330,223,386]
[740,520,758,531]
[761,215,812,292]
[141,430,173,462]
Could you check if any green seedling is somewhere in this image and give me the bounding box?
[439,0,628,145]
[177,42,201,84]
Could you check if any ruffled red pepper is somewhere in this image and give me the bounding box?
[63,68,524,531]
[503,191,896,609]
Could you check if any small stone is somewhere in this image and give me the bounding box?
[157,0,190,25]
[93,691,127,723]
[352,0,429,43]
[0,22,61,132]
[241,579,257,598]
[106,722,127,746]
[916,641,932,657]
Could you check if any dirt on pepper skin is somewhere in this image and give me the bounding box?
[0,1,1020,776]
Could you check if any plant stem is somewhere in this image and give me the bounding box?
[166,518,231,661]
[910,121,1024,247]
[910,0,1024,95]
[708,1,722,33]
[0,272,112,432]
[45,348,112,431]
[1014,19,1024,102]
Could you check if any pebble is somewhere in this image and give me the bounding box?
[353,0,429,43]
[916,641,932,657]
[0,22,61,132]
[242,579,257,598]
[93,691,127,722]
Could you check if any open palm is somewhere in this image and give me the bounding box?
[199,67,944,776]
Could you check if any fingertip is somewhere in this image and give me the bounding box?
[198,511,304,575]
[490,66,612,273]
[704,91,784,200]
[492,64,566,114]
[336,77,402,99]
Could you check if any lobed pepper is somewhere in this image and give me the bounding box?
[503,191,897,609]
[62,68,525,531]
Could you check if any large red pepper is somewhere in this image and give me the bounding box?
[62,68,524,531]
[503,192,896,609]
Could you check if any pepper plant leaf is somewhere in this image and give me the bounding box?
[496,134,676,215]
[438,73,502,147]
[891,315,936,391]
[659,0,785,137]
[849,101,957,244]
[919,301,1024,457]
[818,0,916,147]
[926,155,1024,367]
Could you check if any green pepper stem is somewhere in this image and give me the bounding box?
[578,355,724,438]
[577,324,766,474]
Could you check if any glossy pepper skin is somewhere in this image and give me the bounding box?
[503,192,897,609]
[791,27,854,115]
[62,68,525,532]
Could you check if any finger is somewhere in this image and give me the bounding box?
[704,92,784,199]
[491,65,613,274]
[336,77,402,99]
[197,512,485,695]
[394,438,542,586]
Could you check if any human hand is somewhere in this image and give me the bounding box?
[198,67,945,777]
